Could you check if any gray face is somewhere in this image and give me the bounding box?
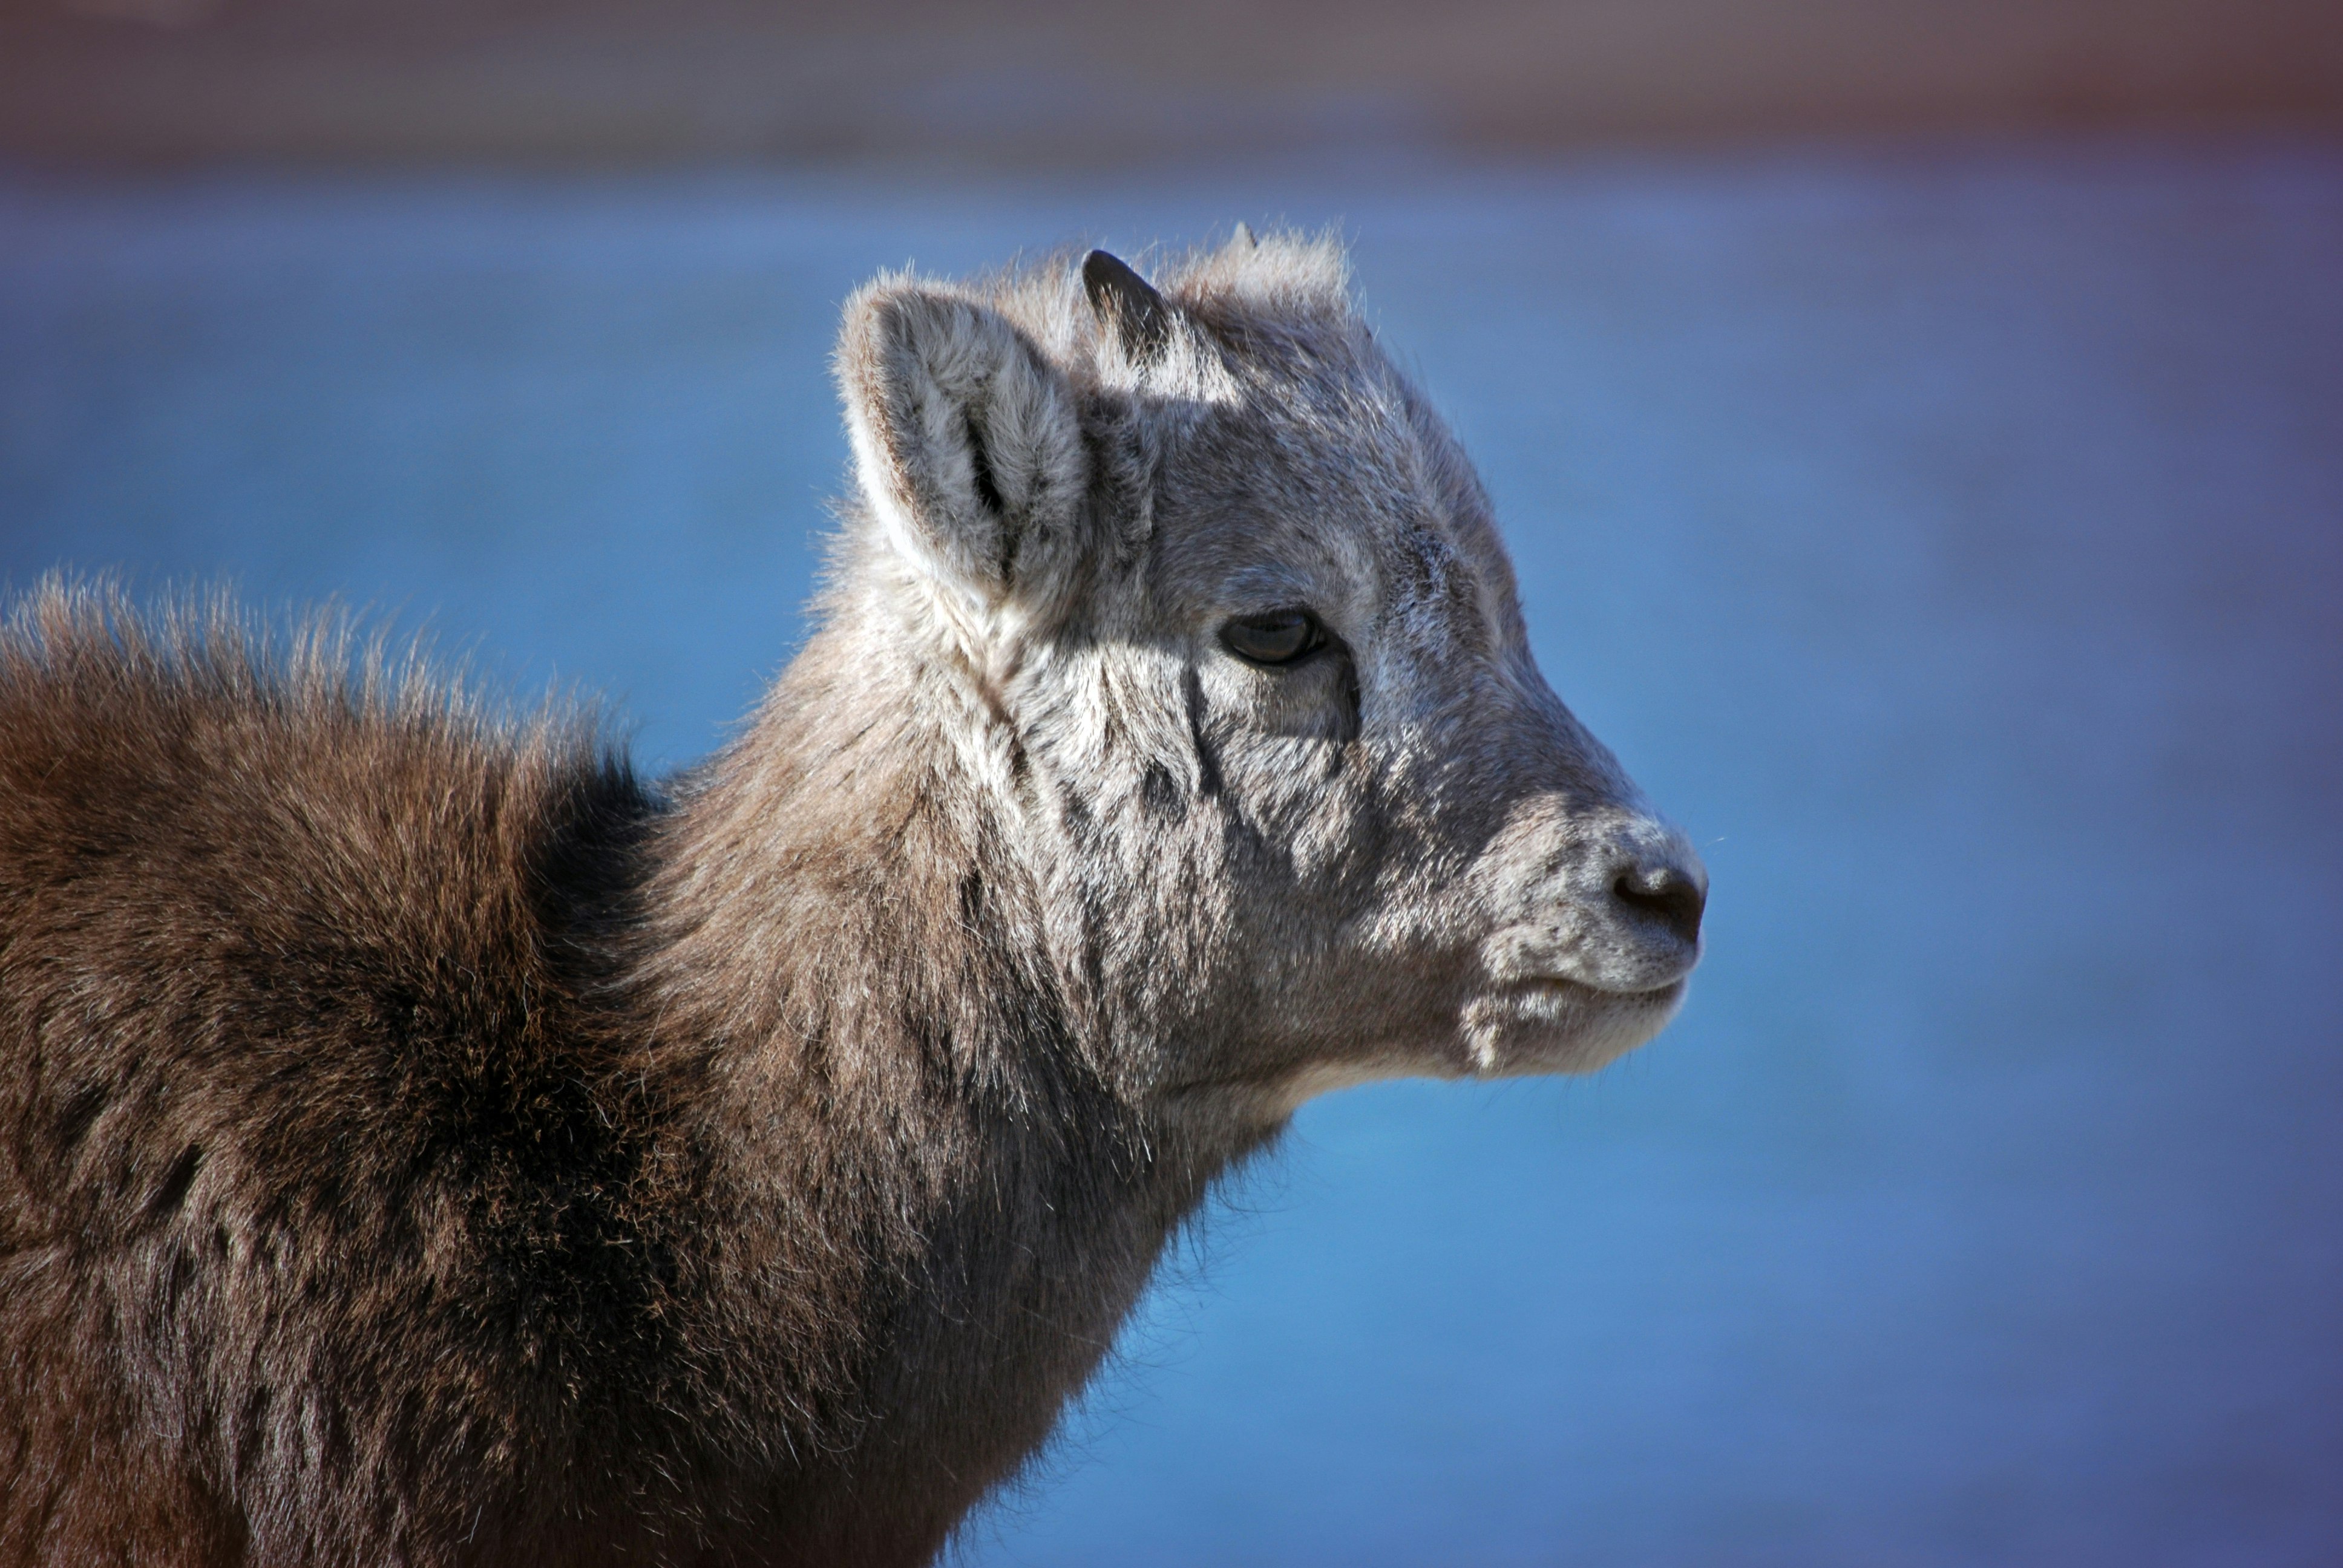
[835,235,1703,1115]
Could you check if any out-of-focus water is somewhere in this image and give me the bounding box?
[3,142,2338,1566]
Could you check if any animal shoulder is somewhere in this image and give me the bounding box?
[0,587,660,1252]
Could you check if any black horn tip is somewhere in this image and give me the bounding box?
[1081,249,1172,359]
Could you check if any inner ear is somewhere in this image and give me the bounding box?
[963,408,1005,520]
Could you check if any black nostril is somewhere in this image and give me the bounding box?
[1612,864,1706,947]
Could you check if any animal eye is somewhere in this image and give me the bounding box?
[1220,609,1325,667]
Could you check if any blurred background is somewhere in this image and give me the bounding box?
[3,2,2340,1564]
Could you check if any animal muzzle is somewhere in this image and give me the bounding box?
[1472,805,1708,997]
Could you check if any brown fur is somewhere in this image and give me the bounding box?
[0,235,1703,1566]
[0,584,1224,1564]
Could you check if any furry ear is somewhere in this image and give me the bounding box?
[837,281,1089,612]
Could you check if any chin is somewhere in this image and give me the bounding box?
[1462,978,1688,1076]
[1241,977,1689,1117]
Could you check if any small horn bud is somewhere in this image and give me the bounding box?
[1081,249,1172,360]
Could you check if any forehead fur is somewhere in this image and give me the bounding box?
[919,230,1365,393]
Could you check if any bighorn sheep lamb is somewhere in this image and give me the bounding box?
[0,234,1705,1567]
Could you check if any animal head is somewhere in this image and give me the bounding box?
[829,231,1703,1116]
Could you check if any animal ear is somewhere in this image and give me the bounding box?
[1082,250,1173,361]
[837,281,1089,610]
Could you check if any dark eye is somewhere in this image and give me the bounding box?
[1220,609,1326,666]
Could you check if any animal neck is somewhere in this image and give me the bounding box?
[631,615,1267,1544]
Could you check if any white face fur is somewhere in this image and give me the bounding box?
[835,235,1704,1117]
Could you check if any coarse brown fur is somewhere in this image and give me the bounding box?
[0,234,1704,1566]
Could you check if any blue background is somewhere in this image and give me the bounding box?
[3,141,2338,1564]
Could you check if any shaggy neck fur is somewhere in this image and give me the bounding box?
[628,598,1268,1561]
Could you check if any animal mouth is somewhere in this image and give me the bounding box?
[1512,974,1688,1004]
[1464,973,1691,1077]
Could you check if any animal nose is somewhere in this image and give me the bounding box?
[1611,859,1706,948]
